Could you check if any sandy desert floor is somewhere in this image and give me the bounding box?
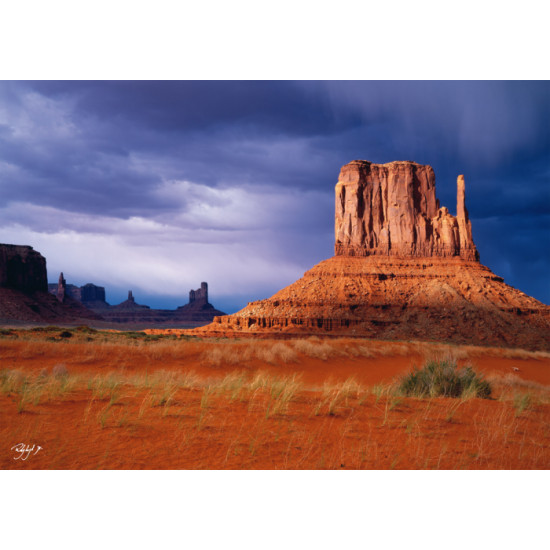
[1,327,549,469]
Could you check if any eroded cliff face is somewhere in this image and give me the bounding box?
[334,161,478,261]
[0,244,48,293]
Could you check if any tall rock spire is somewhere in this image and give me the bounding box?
[456,175,478,260]
[56,272,66,303]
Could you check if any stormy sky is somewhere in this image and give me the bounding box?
[0,80,548,312]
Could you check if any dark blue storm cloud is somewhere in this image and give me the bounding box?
[0,81,548,310]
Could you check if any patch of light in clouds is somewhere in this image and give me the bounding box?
[0,179,333,309]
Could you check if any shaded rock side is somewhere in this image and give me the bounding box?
[334,161,479,260]
[189,282,208,306]
[48,281,81,301]
[49,280,110,309]
[81,283,108,308]
[0,244,47,293]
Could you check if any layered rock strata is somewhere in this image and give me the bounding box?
[208,256,549,349]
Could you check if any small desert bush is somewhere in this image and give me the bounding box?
[201,346,241,366]
[399,358,491,399]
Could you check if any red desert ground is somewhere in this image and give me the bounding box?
[1,160,549,469]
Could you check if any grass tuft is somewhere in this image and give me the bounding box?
[513,392,532,416]
[399,358,491,399]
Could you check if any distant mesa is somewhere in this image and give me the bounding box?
[48,278,225,327]
[49,277,109,309]
[1,244,47,293]
[188,282,208,306]
[110,290,151,311]
[176,282,221,317]
[0,245,101,325]
[202,160,550,350]
[0,242,225,328]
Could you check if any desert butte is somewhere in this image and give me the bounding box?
[195,161,549,351]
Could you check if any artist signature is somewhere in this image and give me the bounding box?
[11,443,43,461]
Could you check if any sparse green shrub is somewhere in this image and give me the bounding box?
[399,358,491,399]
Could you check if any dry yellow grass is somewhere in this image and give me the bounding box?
[2,328,548,373]
[2,360,549,469]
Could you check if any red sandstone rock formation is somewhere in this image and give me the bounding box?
[197,161,549,350]
[334,161,478,260]
[208,256,550,349]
